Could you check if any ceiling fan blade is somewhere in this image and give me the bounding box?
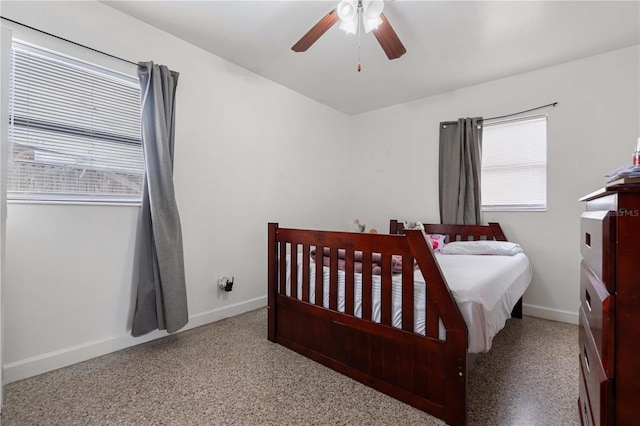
[292,9,339,52]
[372,14,406,60]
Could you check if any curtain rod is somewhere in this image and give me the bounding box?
[485,102,558,121]
[441,102,558,126]
[1,16,138,66]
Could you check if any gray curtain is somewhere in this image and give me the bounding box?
[131,62,188,337]
[438,117,483,225]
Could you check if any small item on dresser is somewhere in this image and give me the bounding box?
[605,164,640,184]
[634,137,640,166]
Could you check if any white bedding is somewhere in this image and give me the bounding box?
[285,252,531,353]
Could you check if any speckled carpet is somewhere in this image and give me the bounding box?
[1,308,579,425]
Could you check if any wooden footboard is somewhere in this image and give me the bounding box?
[267,223,468,425]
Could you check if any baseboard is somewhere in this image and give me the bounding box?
[523,303,578,325]
[3,296,267,384]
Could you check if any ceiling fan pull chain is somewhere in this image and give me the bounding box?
[357,3,362,72]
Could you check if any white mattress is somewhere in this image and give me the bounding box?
[285,252,531,353]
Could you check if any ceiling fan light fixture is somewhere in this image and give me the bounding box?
[337,0,384,34]
[337,0,357,21]
[363,0,384,20]
[339,18,358,35]
[363,16,383,33]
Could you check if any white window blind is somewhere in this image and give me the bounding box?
[481,115,547,211]
[8,42,143,204]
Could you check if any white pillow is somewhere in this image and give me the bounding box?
[442,240,523,256]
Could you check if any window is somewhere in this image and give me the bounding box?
[481,115,547,211]
[8,42,143,204]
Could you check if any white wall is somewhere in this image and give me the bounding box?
[1,1,351,382]
[349,45,640,324]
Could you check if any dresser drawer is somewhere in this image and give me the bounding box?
[579,313,614,426]
[580,211,616,292]
[579,364,595,426]
[579,262,615,377]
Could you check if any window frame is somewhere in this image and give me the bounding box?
[7,40,143,206]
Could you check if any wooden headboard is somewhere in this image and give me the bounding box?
[389,219,507,242]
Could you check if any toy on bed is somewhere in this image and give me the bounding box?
[267,220,530,426]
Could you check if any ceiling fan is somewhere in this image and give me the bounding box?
[292,0,406,61]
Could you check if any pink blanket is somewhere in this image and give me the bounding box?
[310,248,416,275]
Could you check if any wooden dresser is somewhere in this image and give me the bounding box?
[578,184,640,425]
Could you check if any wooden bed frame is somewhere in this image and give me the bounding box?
[267,220,522,425]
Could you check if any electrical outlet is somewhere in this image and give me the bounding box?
[218,275,228,289]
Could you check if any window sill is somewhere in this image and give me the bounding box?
[7,199,141,207]
[482,205,547,212]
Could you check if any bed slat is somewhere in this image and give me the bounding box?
[290,244,298,299]
[426,290,440,339]
[329,247,338,310]
[402,255,414,332]
[345,249,355,316]
[314,246,324,306]
[302,245,310,302]
[362,251,373,321]
[381,254,392,326]
[279,242,287,296]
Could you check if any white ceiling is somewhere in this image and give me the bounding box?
[103,1,640,115]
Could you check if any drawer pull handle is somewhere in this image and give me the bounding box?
[583,346,590,373]
[585,289,592,311]
[583,401,591,426]
[585,232,591,247]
